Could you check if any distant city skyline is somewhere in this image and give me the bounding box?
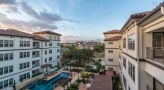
[0,0,163,42]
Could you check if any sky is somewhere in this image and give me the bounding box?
[0,0,163,42]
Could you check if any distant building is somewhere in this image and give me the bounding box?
[61,42,76,47]
[76,41,102,50]
[104,30,121,74]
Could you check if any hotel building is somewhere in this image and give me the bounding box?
[0,29,61,90]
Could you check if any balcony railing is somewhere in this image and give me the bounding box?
[147,47,164,65]
[32,64,40,68]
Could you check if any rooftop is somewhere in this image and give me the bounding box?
[104,36,121,41]
[103,30,120,34]
[33,35,49,41]
[0,29,35,38]
[33,30,61,36]
[89,75,112,90]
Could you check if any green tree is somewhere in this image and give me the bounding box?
[63,50,72,59]
[68,45,75,51]
[94,44,104,53]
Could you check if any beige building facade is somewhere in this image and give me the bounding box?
[104,2,164,90]
[119,3,164,90]
[104,30,121,74]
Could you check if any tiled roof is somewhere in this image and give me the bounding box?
[103,30,120,34]
[104,36,121,41]
[138,2,164,24]
[120,11,150,33]
[41,63,52,68]
[33,30,61,36]
[33,35,49,41]
[90,75,112,90]
[0,29,35,38]
[130,11,150,18]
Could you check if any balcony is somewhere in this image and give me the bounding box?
[32,64,40,68]
[33,42,40,48]
[32,51,40,58]
[147,47,164,65]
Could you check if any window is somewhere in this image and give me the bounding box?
[20,52,30,58]
[0,54,3,61]
[24,63,26,68]
[128,62,135,82]
[20,41,30,47]
[123,75,127,89]
[108,67,113,71]
[57,49,60,52]
[123,57,126,69]
[4,67,8,74]
[9,78,13,86]
[128,34,135,50]
[32,60,39,68]
[49,35,52,39]
[4,40,8,47]
[57,55,60,59]
[4,80,8,88]
[19,73,30,82]
[49,57,52,61]
[45,50,47,55]
[108,59,113,62]
[24,41,27,47]
[27,52,30,57]
[0,40,3,47]
[9,40,13,47]
[123,38,126,48]
[4,53,8,61]
[27,62,30,68]
[19,62,30,70]
[45,58,47,63]
[20,52,23,58]
[0,40,13,47]
[57,43,60,46]
[27,41,30,47]
[49,42,52,46]
[0,82,3,89]
[108,42,113,44]
[0,68,3,75]
[3,53,13,61]
[9,66,13,73]
[20,41,23,47]
[49,50,52,54]
[108,50,113,53]
[9,53,13,60]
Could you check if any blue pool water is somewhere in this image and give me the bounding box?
[28,72,70,90]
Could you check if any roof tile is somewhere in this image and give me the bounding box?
[103,30,120,34]
[104,36,121,41]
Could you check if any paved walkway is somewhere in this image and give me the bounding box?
[79,83,88,90]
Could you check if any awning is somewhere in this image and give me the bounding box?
[41,64,52,68]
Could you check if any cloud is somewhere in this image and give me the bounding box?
[20,1,63,23]
[0,0,19,13]
[0,13,57,32]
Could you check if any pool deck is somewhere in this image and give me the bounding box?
[44,70,70,81]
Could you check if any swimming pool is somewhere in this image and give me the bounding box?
[28,72,70,90]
